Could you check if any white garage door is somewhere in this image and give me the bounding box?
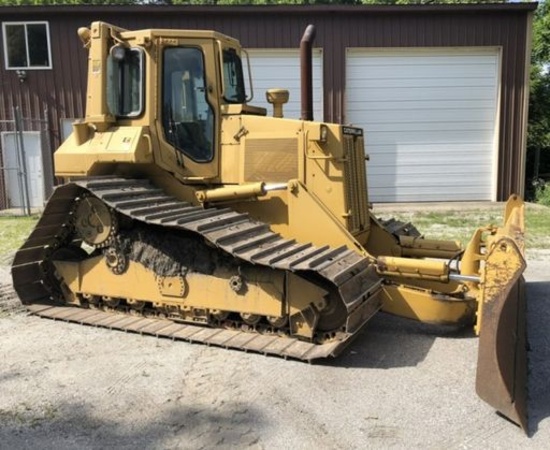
[244,49,323,120]
[346,48,500,203]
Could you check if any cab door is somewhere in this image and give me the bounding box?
[156,40,220,181]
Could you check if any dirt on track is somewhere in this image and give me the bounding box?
[1,257,549,449]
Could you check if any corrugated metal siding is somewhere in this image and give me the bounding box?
[0,17,86,139]
[0,4,534,200]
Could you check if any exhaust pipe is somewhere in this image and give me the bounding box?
[300,24,316,121]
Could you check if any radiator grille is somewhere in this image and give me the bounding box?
[343,135,369,233]
[244,138,298,182]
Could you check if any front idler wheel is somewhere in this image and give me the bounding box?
[75,196,117,248]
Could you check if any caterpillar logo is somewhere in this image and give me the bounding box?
[342,126,363,137]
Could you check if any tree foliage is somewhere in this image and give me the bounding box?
[3,0,135,4]
[1,0,506,4]
[527,0,550,195]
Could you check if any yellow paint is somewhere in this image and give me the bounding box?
[52,21,527,332]
[381,284,476,326]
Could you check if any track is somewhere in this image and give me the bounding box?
[26,304,349,360]
[11,176,383,360]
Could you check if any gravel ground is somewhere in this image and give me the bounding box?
[0,256,548,449]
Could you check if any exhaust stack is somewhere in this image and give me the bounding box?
[300,24,316,121]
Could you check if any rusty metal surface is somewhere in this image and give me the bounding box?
[475,238,528,432]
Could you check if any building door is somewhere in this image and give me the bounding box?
[244,48,324,120]
[346,48,500,202]
[1,131,46,208]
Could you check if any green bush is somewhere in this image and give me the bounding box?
[535,182,550,206]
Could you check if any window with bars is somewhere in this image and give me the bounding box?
[2,22,52,70]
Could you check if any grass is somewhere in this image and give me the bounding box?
[0,200,548,262]
[535,182,550,207]
[376,203,550,250]
[524,205,550,249]
[0,215,40,259]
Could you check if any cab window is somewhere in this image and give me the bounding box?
[162,47,214,163]
[222,48,246,104]
[107,47,144,118]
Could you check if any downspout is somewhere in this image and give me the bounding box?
[300,24,316,121]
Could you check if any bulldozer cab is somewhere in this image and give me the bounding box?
[81,22,252,181]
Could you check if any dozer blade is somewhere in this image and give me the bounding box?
[475,235,528,432]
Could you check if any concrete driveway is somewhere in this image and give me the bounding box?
[0,259,548,449]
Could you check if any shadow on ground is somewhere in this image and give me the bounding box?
[323,311,473,370]
[527,281,550,436]
[0,399,265,449]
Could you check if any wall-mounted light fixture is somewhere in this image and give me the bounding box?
[15,70,27,83]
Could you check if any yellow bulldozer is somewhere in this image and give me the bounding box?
[11,22,528,431]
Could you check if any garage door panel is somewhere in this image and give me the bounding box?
[369,184,494,200]
[348,87,496,102]
[346,48,499,202]
[355,109,495,123]
[370,155,493,167]
[348,99,496,112]
[370,187,492,203]
[346,77,496,89]
[369,152,493,166]
[368,142,492,153]
[366,121,494,133]
[252,61,299,68]
[347,64,497,80]
[368,177,493,189]
[370,180,494,191]
[347,52,498,66]
[347,61,498,73]
[370,164,493,177]
[251,72,322,81]
[245,49,323,120]
[348,52,497,65]
[365,130,495,146]
[370,158,493,168]
[369,158,494,173]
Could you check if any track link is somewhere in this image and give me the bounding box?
[26,304,349,360]
[12,176,382,360]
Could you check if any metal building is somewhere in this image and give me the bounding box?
[0,3,536,204]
